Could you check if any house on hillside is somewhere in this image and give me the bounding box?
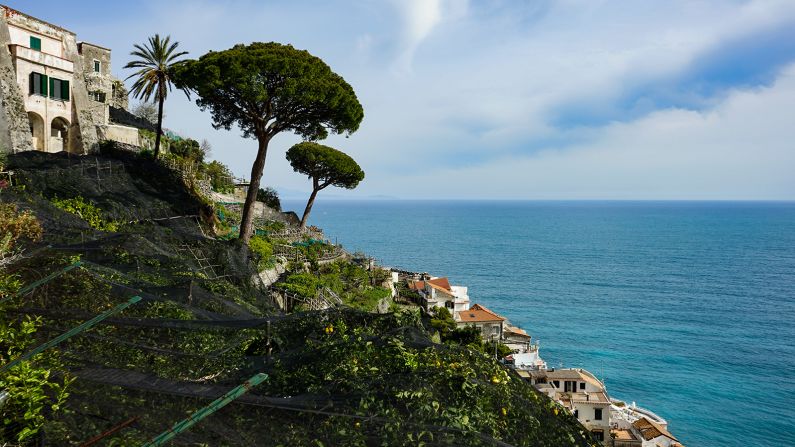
[0,4,136,154]
[630,417,684,447]
[408,277,470,312]
[535,368,612,443]
[454,303,505,340]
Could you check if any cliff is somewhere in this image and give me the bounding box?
[0,151,598,446]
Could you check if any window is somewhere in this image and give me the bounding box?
[48,77,70,101]
[552,380,560,388]
[445,301,453,309]
[579,382,585,390]
[93,59,101,73]
[90,91,106,103]
[591,430,604,441]
[594,408,603,420]
[29,72,48,96]
[30,36,41,51]
[573,409,579,419]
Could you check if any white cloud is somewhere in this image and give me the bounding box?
[384,64,795,199]
[42,0,795,199]
[391,0,468,73]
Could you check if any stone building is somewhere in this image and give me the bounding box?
[0,5,136,154]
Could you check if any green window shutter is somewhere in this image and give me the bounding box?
[30,36,41,51]
[29,72,35,94]
[48,77,54,98]
[41,74,48,96]
[61,80,69,100]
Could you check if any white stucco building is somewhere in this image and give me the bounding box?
[0,4,135,154]
[535,368,612,443]
[409,277,470,313]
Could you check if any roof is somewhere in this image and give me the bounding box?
[632,417,678,442]
[0,5,76,35]
[611,429,639,441]
[456,304,506,323]
[568,391,610,404]
[504,325,531,338]
[77,41,111,52]
[545,368,604,390]
[426,277,451,292]
[407,280,425,291]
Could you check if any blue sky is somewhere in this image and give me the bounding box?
[8,0,795,199]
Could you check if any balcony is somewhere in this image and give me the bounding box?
[10,45,73,72]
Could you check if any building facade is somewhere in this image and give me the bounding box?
[0,5,134,154]
[409,277,471,313]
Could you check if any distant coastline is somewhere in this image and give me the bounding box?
[303,199,795,446]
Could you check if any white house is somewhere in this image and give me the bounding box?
[454,303,505,340]
[0,4,135,154]
[409,277,470,313]
[540,368,612,443]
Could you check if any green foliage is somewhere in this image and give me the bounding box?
[172,41,365,241]
[277,260,393,312]
[281,272,320,298]
[0,272,72,442]
[430,307,457,338]
[257,219,285,234]
[169,138,204,162]
[250,310,598,447]
[428,309,513,358]
[0,203,43,260]
[124,34,188,158]
[51,196,119,231]
[172,42,364,141]
[249,235,274,270]
[286,142,364,190]
[287,142,364,226]
[204,160,235,193]
[256,187,281,211]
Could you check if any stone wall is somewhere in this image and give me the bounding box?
[63,36,99,154]
[97,124,139,146]
[0,15,34,153]
[78,42,112,125]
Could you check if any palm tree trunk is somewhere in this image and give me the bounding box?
[299,186,321,230]
[239,134,270,244]
[154,93,165,159]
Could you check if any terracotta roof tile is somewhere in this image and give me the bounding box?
[426,277,451,291]
[456,304,506,323]
[632,418,678,443]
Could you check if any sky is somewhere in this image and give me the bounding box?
[9,0,795,200]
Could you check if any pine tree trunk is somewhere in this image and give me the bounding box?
[239,135,270,244]
[154,93,165,159]
[299,186,320,229]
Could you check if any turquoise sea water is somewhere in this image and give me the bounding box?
[283,200,795,447]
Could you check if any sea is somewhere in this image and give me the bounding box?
[282,199,795,447]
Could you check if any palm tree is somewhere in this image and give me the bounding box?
[124,34,187,159]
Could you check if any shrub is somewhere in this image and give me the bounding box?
[169,138,204,162]
[0,276,72,442]
[249,235,274,270]
[0,203,42,261]
[256,187,281,211]
[204,160,234,193]
[281,273,320,298]
[51,196,119,232]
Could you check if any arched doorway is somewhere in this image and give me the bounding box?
[50,117,69,152]
[27,112,45,151]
